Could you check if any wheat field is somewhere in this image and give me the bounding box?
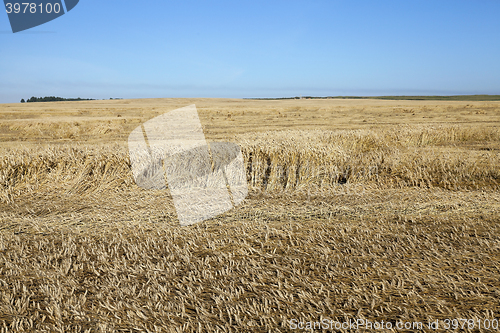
[0,98,499,332]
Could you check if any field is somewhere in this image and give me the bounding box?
[0,98,499,332]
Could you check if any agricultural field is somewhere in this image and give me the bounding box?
[0,98,500,332]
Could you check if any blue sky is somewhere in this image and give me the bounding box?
[1,0,499,103]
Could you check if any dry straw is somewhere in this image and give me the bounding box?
[1,125,499,206]
[0,124,499,331]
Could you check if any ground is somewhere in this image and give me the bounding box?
[0,98,499,332]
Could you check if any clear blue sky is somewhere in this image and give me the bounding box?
[1,0,500,103]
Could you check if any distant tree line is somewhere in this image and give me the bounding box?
[21,96,95,103]
[245,95,500,101]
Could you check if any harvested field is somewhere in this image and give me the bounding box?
[0,98,499,332]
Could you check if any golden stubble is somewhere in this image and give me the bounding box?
[0,98,499,331]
